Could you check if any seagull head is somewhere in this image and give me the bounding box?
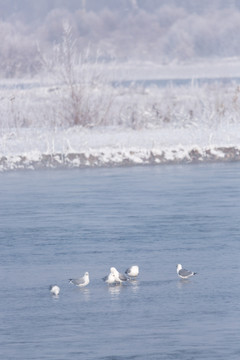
[110,267,118,275]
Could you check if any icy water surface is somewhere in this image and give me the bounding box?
[0,163,240,359]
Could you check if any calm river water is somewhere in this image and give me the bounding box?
[0,163,240,359]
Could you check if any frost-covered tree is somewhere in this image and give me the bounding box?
[42,22,115,128]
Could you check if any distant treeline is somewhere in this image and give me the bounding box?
[0,0,240,77]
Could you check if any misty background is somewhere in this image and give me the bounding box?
[0,0,240,77]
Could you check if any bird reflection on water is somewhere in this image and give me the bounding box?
[129,279,139,294]
[108,284,121,299]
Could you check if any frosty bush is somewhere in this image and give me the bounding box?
[1,77,240,132]
[41,22,115,128]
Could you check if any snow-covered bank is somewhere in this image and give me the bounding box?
[1,146,240,171]
[1,126,240,171]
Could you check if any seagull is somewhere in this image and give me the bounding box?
[110,267,128,283]
[176,264,197,279]
[125,265,139,278]
[69,272,90,287]
[49,285,60,296]
[103,271,117,285]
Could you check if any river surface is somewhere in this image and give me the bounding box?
[0,163,240,359]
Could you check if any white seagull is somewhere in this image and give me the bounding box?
[69,272,90,287]
[125,265,139,278]
[49,285,60,296]
[103,271,117,285]
[110,267,128,283]
[176,264,197,279]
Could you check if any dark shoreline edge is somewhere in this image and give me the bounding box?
[1,146,240,172]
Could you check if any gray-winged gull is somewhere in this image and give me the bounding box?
[110,267,128,283]
[125,265,139,277]
[69,272,90,287]
[176,264,197,279]
[103,271,117,285]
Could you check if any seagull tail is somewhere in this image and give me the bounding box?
[193,272,197,275]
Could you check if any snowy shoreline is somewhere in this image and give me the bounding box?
[1,121,240,171]
[1,145,240,172]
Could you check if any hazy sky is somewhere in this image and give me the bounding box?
[0,0,238,22]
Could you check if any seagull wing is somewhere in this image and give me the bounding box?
[179,268,193,277]
[119,273,128,281]
[69,277,85,285]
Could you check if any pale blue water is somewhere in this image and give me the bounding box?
[0,163,240,360]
